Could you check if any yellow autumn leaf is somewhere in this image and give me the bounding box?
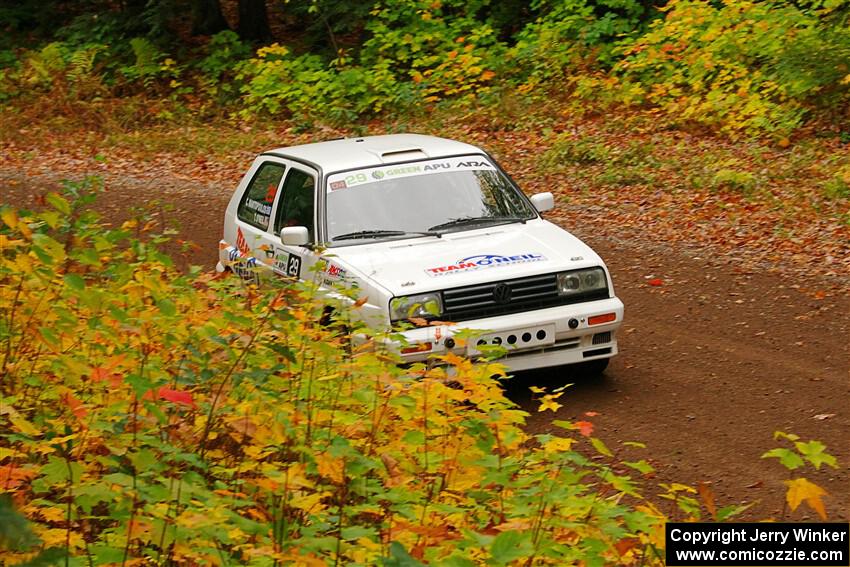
[3,409,41,436]
[38,506,68,522]
[542,436,575,453]
[290,491,327,513]
[784,477,828,520]
[538,391,563,413]
[1,208,19,229]
[315,453,345,484]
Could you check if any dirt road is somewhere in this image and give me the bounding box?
[3,169,848,521]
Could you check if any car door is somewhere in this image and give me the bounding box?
[230,158,288,283]
[262,163,320,282]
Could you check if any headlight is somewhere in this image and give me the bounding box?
[557,268,607,295]
[389,293,443,322]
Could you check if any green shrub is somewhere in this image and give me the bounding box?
[361,0,503,102]
[509,0,648,84]
[542,133,611,165]
[120,37,178,88]
[605,0,850,137]
[0,180,676,564]
[712,168,757,194]
[236,44,411,122]
[822,167,850,199]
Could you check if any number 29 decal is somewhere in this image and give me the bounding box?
[286,254,301,278]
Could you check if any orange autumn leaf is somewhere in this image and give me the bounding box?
[157,386,195,408]
[698,482,717,520]
[575,420,594,437]
[784,477,828,520]
[60,389,87,420]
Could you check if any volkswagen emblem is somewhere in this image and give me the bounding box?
[492,283,512,304]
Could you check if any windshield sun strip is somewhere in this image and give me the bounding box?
[321,152,540,247]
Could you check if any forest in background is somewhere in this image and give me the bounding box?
[1,1,848,564]
[2,0,850,138]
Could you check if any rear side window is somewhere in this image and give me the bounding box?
[275,169,316,240]
[237,162,285,231]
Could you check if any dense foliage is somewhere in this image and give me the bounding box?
[0,180,840,565]
[0,181,678,564]
[1,0,849,136]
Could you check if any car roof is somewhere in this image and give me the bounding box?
[263,134,485,173]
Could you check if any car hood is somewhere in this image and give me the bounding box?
[328,219,605,296]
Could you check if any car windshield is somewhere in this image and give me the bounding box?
[325,155,537,245]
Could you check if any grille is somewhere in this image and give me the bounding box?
[592,331,612,345]
[441,273,608,322]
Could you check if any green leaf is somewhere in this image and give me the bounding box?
[38,327,60,348]
[340,526,375,540]
[63,273,85,291]
[39,210,62,229]
[716,502,754,521]
[622,459,654,474]
[383,541,425,567]
[794,440,838,470]
[157,298,176,316]
[609,473,640,496]
[128,448,159,472]
[762,448,804,470]
[590,437,613,457]
[45,193,71,215]
[40,456,82,485]
[401,430,425,445]
[490,530,533,564]
[773,431,800,442]
[0,494,39,550]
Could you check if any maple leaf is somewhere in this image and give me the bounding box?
[575,421,594,437]
[615,538,639,557]
[784,477,828,520]
[648,278,664,286]
[698,482,717,520]
[157,386,196,408]
[538,395,562,413]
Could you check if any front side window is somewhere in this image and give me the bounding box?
[274,168,316,241]
[238,162,286,231]
[324,155,536,245]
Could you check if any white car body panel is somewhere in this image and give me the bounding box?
[218,134,624,373]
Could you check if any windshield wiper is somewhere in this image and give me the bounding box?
[428,216,527,232]
[333,229,441,241]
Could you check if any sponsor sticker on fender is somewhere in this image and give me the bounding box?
[426,253,546,277]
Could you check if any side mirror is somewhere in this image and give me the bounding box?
[281,226,309,246]
[530,192,554,213]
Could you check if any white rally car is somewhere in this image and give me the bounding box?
[218,134,623,374]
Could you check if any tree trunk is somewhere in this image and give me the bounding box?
[192,0,230,36]
[237,0,271,42]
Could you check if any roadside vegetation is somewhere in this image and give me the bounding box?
[0,180,840,565]
[0,1,848,563]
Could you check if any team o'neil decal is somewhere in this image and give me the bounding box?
[426,253,546,277]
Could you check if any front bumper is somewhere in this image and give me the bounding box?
[392,297,624,372]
